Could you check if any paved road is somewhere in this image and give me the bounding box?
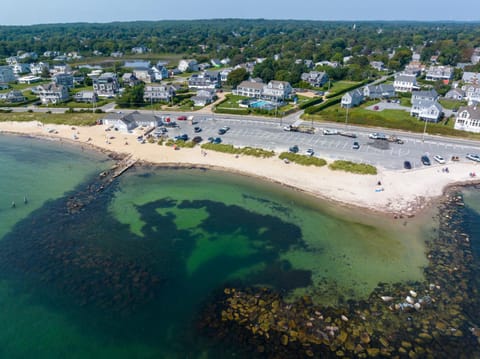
[4,105,480,171]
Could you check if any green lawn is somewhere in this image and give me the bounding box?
[0,112,102,125]
[303,101,480,139]
[326,81,362,96]
[216,94,249,109]
[439,98,467,110]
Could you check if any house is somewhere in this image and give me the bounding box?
[301,71,329,87]
[410,100,443,122]
[404,61,424,76]
[121,73,141,87]
[133,68,155,83]
[131,46,149,54]
[462,72,480,84]
[262,81,293,102]
[463,84,480,105]
[454,106,480,133]
[370,61,386,71]
[341,89,364,108]
[29,62,49,76]
[445,88,465,101]
[220,58,231,66]
[220,68,233,82]
[410,91,442,122]
[151,65,169,81]
[304,60,314,69]
[143,84,176,103]
[315,61,340,68]
[412,90,439,103]
[235,81,264,98]
[178,59,198,73]
[188,71,220,90]
[394,74,420,93]
[0,90,25,103]
[74,91,98,103]
[191,89,216,107]
[53,73,74,89]
[425,65,453,83]
[50,64,72,75]
[471,48,480,65]
[210,59,222,67]
[18,75,42,84]
[110,52,124,58]
[363,84,395,99]
[102,111,161,132]
[93,72,120,98]
[11,62,30,75]
[198,63,212,71]
[38,84,69,105]
[0,66,16,83]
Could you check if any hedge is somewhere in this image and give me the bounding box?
[299,96,324,109]
[328,160,377,175]
[214,107,250,115]
[304,97,342,114]
[278,152,327,167]
[201,143,275,158]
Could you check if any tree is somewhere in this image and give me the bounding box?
[117,83,144,108]
[227,68,249,88]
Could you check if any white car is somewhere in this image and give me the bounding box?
[305,148,314,156]
[433,155,446,164]
[466,153,480,162]
[323,129,338,135]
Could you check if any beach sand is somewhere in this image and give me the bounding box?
[1,120,479,216]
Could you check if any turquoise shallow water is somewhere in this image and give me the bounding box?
[0,134,433,358]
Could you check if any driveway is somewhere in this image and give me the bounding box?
[365,102,410,112]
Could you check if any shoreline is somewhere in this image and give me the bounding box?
[2,120,480,217]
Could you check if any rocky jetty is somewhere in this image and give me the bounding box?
[198,190,480,358]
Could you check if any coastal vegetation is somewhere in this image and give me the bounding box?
[278,152,327,167]
[0,112,101,126]
[328,160,377,175]
[200,143,275,158]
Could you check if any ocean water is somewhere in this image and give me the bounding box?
[0,134,439,358]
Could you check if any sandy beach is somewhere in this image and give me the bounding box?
[1,120,479,216]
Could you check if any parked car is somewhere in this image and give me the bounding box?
[403,161,412,169]
[192,136,203,143]
[208,137,222,144]
[352,141,360,149]
[177,116,187,121]
[305,148,314,156]
[369,132,387,140]
[433,155,446,164]
[373,105,379,110]
[421,155,431,166]
[323,129,339,135]
[218,126,230,135]
[466,153,480,162]
[174,134,189,141]
[289,145,299,153]
[194,126,202,133]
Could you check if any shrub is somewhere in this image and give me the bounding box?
[201,143,275,158]
[328,160,377,175]
[278,152,327,167]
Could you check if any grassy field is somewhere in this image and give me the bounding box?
[303,101,480,140]
[216,94,249,109]
[327,81,362,95]
[0,112,102,126]
[439,98,466,110]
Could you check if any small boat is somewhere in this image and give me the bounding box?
[24,195,28,204]
[11,201,16,208]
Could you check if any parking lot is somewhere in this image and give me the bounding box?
[161,115,480,170]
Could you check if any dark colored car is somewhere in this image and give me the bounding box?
[174,134,189,141]
[177,116,187,121]
[192,136,203,143]
[352,141,360,149]
[403,161,412,169]
[194,127,202,133]
[218,128,226,135]
[421,155,431,166]
[289,145,299,153]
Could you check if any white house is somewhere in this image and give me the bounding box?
[454,106,480,133]
[462,72,480,84]
[11,62,30,75]
[301,71,329,87]
[363,84,395,99]
[53,73,74,89]
[262,81,293,101]
[471,48,480,65]
[178,59,198,73]
[74,91,98,103]
[38,84,69,105]
[462,85,480,105]
[29,62,49,76]
[188,71,220,90]
[93,72,120,98]
[102,111,160,132]
[143,84,176,103]
[394,74,420,92]
[191,89,215,107]
[235,81,264,98]
[0,90,25,103]
[133,68,155,83]
[341,89,364,108]
[410,91,442,122]
[425,65,453,83]
[445,88,465,101]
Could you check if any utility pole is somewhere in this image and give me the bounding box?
[345,105,349,129]
[422,118,428,143]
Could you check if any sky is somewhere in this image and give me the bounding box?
[0,0,479,26]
